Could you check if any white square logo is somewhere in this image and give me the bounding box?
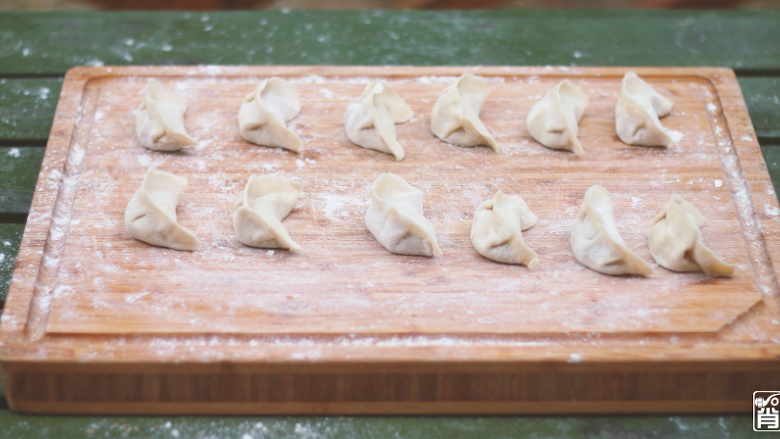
[754,391,780,432]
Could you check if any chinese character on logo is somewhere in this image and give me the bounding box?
[754,391,780,432]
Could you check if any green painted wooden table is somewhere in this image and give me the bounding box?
[0,10,778,438]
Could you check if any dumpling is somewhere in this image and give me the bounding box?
[648,194,735,276]
[135,78,197,152]
[365,173,442,257]
[125,168,199,251]
[233,175,302,251]
[571,185,653,276]
[238,77,302,152]
[430,73,499,151]
[344,82,414,161]
[526,80,588,156]
[615,71,675,147]
[471,191,539,268]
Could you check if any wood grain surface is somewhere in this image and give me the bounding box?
[1,65,779,414]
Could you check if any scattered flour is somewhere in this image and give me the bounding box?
[254,422,269,432]
[416,75,457,84]
[322,194,357,222]
[741,134,754,142]
[295,159,305,169]
[138,154,152,167]
[714,179,723,188]
[7,148,20,157]
[291,75,327,84]
[667,130,684,143]
[765,204,780,217]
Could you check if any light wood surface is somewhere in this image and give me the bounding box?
[1,66,779,414]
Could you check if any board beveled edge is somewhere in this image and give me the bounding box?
[0,66,778,367]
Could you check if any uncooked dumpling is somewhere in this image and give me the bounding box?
[344,82,414,161]
[471,191,539,268]
[571,185,653,276]
[239,78,302,152]
[648,194,735,276]
[615,72,675,147]
[526,80,588,156]
[135,78,197,152]
[430,73,499,151]
[234,175,302,251]
[365,173,442,257]
[125,168,199,251]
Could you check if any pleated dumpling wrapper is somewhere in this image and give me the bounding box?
[125,168,199,251]
[571,185,653,276]
[526,80,589,156]
[233,175,302,251]
[344,82,414,161]
[648,194,735,276]
[239,77,303,152]
[135,78,197,152]
[615,71,675,147]
[430,73,499,152]
[365,173,442,257]
[471,191,539,268]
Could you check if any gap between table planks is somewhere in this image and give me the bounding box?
[1,66,779,415]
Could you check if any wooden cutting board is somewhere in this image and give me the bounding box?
[2,66,779,415]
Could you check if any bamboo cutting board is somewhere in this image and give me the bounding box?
[1,66,779,414]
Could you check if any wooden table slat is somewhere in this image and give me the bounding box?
[0,11,779,75]
[0,410,756,439]
[737,77,780,141]
[0,146,44,216]
[0,224,24,304]
[0,79,62,141]
[761,146,780,194]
